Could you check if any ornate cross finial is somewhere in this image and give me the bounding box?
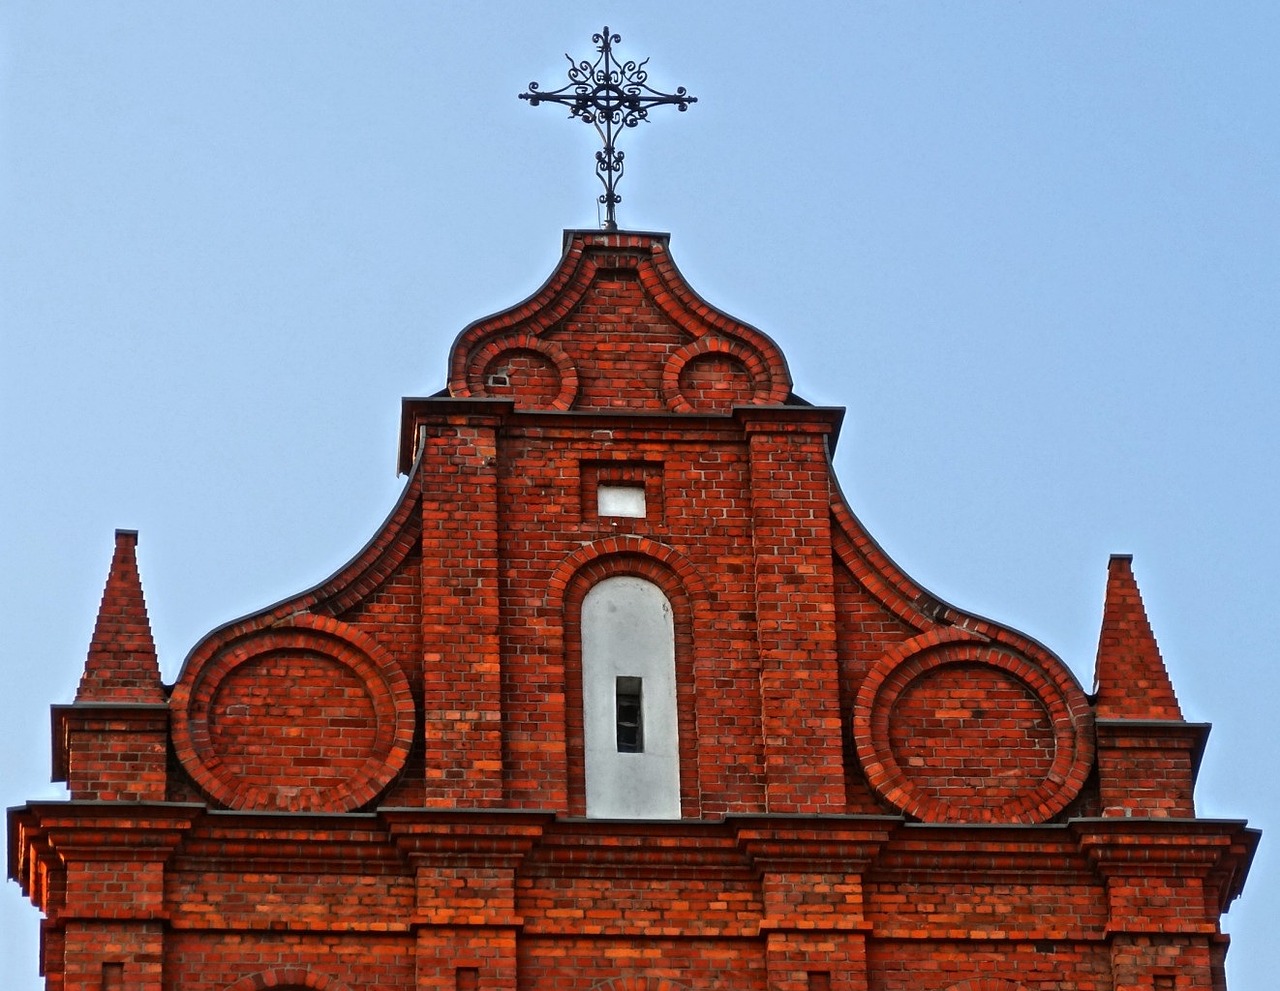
[520,27,697,231]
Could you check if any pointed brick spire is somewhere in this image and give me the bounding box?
[1092,554,1183,720]
[76,529,164,703]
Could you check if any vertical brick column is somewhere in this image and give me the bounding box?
[736,820,893,991]
[418,410,506,805]
[61,922,165,991]
[762,933,870,991]
[59,530,169,804]
[742,411,846,813]
[39,809,193,991]
[386,815,543,991]
[1075,822,1256,991]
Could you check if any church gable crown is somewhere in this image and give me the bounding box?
[442,230,792,416]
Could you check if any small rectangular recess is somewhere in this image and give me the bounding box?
[580,460,664,527]
[616,676,644,753]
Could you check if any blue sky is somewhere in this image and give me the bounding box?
[3,4,1277,988]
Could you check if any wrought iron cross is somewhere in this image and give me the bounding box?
[520,27,697,231]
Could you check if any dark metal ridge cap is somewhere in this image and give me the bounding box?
[896,820,1073,832]
[378,806,557,829]
[1068,815,1257,828]
[206,808,379,822]
[722,812,904,825]
[563,228,671,251]
[8,799,206,813]
[401,399,842,422]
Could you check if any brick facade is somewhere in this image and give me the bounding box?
[9,230,1257,990]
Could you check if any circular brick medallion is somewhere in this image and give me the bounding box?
[662,337,779,412]
[171,616,413,812]
[481,347,562,406]
[853,633,1092,823]
[466,335,578,409]
[677,352,756,412]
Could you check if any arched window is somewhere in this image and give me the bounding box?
[581,576,681,818]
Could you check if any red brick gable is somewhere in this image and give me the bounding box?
[10,230,1258,991]
[443,231,792,419]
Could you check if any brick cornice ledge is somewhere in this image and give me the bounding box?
[1071,817,1254,873]
[381,809,550,930]
[16,801,200,860]
[730,815,900,932]
[9,801,202,922]
[1093,718,1211,777]
[380,808,550,863]
[1071,816,1260,930]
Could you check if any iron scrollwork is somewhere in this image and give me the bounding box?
[520,27,697,231]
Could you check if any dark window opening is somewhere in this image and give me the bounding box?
[616,676,644,752]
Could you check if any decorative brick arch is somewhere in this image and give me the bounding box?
[222,969,355,991]
[661,335,788,412]
[551,537,706,818]
[945,980,1028,991]
[853,629,1093,824]
[171,614,415,813]
[446,232,794,415]
[549,534,710,605]
[463,331,579,409]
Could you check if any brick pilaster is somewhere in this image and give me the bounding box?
[736,818,893,991]
[742,411,846,813]
[1075,820,1257,991]
[385,812,544,991]
[23,807,195,991]
[417,408,507,805]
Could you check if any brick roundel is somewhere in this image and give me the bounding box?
[661,336,786,413]
[222,970,355,991]
[462,333,578,410]
[171,615,414,813]
[853,631,1092,824]
[222,967,355,991]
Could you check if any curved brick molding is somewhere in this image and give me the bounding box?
[661,335,785,412]
[223,970,355,991]
[171,615,414,812]
[447,232,792,413]
[465,333,579,410]
[854,630,1093,823]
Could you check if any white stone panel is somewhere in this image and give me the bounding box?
[597,484,646,518]
[581,576,681,818]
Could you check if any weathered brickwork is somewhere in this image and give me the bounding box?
[9,230,1257,991]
